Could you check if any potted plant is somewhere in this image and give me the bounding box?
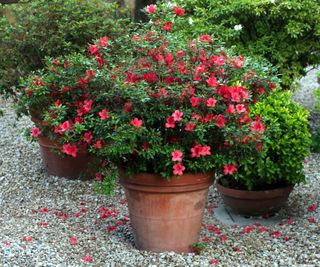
[216,91,311,216]
[90,2,279,252]
[16,43,115,179]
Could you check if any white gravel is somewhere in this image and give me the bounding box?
[0,70,319,266]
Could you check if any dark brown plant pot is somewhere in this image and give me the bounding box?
[216,179,294,216]
[119,170,214,253]
[38,137,95,180]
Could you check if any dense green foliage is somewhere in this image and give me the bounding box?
[172,0,320,88]
[0,0,130,97]
[221,91,311,190]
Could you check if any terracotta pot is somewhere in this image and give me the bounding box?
[119,170,214,253]
[216,179,294,216]
[38,137,95,180]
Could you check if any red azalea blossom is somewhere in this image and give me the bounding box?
[172,110,184,121]
[214,114,227,128]
[93,140,102,149]
[83,255,93,262]
[236,104,246,113]
[53,59,59,65]
[251,121,265,132]
[202,237,210,242]
[84,132,93,144]
[130,118,143,128]
[206,76,217,87]
[120,199,126,205]
[200,34,212,42]
[146,4,156,13]
[223,164,237,175]
[308,217,316,223]
[190,144,211,158]
[190,96,201,107]
[95,173,103,181]
[185,123,195,131]
[173,6,185,16]
[171,150,183,162]
[60,213,68,219]
[173,163,185,176]
[162,21,173,31]
[226,104,236,114]
[165,116,176,128]
[89,44,99,54]
[206,98,217,107]
[257,226,268,233]
[31,127,42,138]
[69,236,78,245]
[62,144,78,158]
[241,225,255,234]
[39,207,49,213]
[307,204,317,211]
[99,109,111,120]
[97,36,108,47]
[107,225,117,231]
[219,235,227,242]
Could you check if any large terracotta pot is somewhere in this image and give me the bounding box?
[38,137,95,180]
[216,179,294,216]
[119,170,214,253]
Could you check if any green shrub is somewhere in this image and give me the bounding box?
[172,0,320,88]
[0,0,131,97]
[222,91,311,190]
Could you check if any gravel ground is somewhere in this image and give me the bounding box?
[0,70,319,266]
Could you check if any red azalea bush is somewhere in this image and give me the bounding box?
[88,2,280,179]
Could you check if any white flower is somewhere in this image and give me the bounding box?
[188,17,193,25]
[234,24,243,31]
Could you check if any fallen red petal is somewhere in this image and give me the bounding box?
[83,255,92,262]
[69,236,78,245]
[209,259,218,265]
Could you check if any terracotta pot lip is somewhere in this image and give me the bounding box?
[216,178,294,193]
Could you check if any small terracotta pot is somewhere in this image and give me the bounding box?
[119,170,214,253]
[216,179,294,216]
[38,137,95,180]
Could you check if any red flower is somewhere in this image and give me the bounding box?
[83,255,93,262]
[185,123,195,131]
[53,59,59,65]
[173,6,185,16]
[78,77,88,87]
[190,144,211,158]
[236,104,246,113]
[130,118,143,128]
[60,213,68,219]
[199,34,212,42]
[269,231,281,238]
[257,226,268,233]
[31,127,41,138]
[241,225,255,234]
[62,144,78,158]
[206,98,217,107]
[123,101,133,112]
[86,70,95,79]
[89,44,99,54]
[211,55,225,65]
[206,76,217,87]
[165,116,175,128]
[307,204,317,211]
[171,150,183,162]
[251,121,265,132]
[69,236,78,245]
[162,21,173,31]
[93,140,102,149]
[190,96,201,107]
[84,132,93,144]
[223,164,237,175]
[95,173,103,181]
[39,208,49,213]
[308,217,316,223]
[173,163,185,176]
[209,259,218,265]
[146,4,156,13]
[172,110,183,121]
[97,36,108,47]
[22,237,33,242]
[214,114,227,128]
[219,235,227,242]
[226,104,236,114]
[107,225,117,231]
[99,109,110,120]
